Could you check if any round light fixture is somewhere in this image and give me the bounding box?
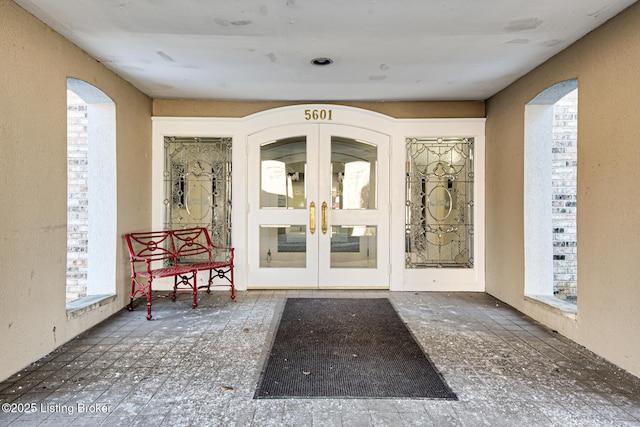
[311,57,333,66]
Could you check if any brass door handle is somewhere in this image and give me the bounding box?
[309,201,316,234]
[321,201,328,234]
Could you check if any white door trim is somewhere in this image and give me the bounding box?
[152,104,485,292]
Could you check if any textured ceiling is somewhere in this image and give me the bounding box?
[14,0,637,101]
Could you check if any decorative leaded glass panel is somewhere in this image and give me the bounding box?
[405,137,474,268]
[164,137,232,256]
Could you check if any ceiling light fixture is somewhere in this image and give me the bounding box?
[311,57,333,66]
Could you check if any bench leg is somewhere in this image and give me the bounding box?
[229,264,235,300]
[173,272,198,309]
[172,276,178,302]
[192,271,198,309]
[128,276,153,320]
[203,270,213,294]
[204,266,235,299]
[146,278,153,320]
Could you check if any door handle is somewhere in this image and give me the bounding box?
[309,201,316,234]
[321,201,328,234]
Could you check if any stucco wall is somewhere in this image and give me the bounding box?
[0,0,152,381]
[485,2,640,377]
[153,99,485,119]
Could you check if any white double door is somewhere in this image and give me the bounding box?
[248,124,390,288]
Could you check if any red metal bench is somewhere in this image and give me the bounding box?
[124,227,235,320]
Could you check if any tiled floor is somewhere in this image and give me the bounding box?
[1,290,639,426]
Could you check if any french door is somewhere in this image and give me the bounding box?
[247,124,389,288]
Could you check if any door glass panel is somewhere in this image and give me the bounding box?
[164,136,232,249]
[260,137,307,209]
[260,225,307,268]
[330,225,377,268]
[405,137,474,268]
[331,137,377,210]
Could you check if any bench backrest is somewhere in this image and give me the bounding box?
[173,227,213,262]
[124,227,213,264]
[125,230,178,264]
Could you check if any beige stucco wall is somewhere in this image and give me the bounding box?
[0,0,152,381]
[486,2,640,377]
[153,99,485,119]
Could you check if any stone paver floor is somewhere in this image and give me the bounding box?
[1,290,639,426]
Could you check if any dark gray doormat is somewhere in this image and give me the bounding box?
[254,298,457,399]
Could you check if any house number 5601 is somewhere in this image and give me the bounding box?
[304,109,333,121]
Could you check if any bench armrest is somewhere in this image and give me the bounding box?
[128,256,156,275]
[208,245,234,263]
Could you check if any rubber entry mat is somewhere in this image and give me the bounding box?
[254,298,457,399]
